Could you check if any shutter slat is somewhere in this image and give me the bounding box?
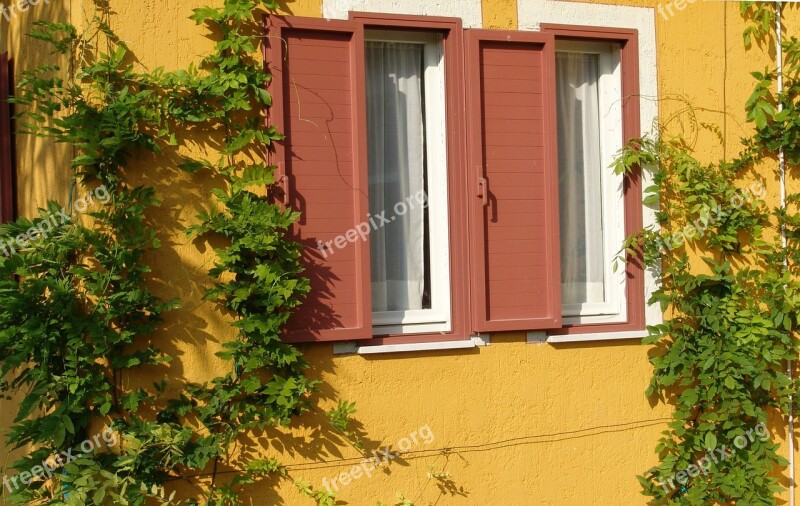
[267,17,372,342]
[466,30,562,333]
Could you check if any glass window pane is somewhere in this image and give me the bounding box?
[365,41,431,312]
[556,52,606,306]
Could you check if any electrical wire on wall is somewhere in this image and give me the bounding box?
[165,417,673,481]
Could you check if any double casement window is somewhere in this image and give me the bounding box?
[266,15,645,344]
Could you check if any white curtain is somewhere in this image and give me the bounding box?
[366,42,426,312]
[556,52,606,306]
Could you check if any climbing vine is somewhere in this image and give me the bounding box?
[0,1,360,504]
[627,2,800,504]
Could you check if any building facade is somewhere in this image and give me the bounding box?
[0,0,794,504]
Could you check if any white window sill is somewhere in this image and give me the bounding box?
[544,330,649,344]
[333,335,489,355]
[332,330,649,355]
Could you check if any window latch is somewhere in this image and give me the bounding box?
[478,176,489,207]
[281,175,291,206]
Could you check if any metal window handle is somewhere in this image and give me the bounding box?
[280,174,290,207]
[275,162,290,207]
[478,176,489,207]
[281,175,292,207]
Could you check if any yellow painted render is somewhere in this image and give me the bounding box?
[276,0,322,17]
[482,0,517,29]
[1,0,798,505]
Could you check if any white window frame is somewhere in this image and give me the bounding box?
[365,30,452,335]
[556,40,627,325]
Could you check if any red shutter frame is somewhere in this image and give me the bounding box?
[465,30,562,333]
[540,24,646,335]
[0,53,15,223]
[265,16,372,342]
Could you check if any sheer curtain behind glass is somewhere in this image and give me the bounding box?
[556,52,606,306]
[366,42,427,313]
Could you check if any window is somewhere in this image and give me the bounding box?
[555,40,626,324]
[266,15,646,345]
[364,30,451,335]
[542,24,646,337]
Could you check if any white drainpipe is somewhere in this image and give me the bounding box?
[775,2,794,504]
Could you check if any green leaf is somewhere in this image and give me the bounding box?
[62,415,75,435]
[705,432,718,451]
[53,424,66,447]
[92,487,106,505]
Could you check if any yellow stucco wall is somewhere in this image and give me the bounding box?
[482,0,517,29]
[1,0,797,505]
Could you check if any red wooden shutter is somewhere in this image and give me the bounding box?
[465,30,562,332]
[0,52,14,223]
[266,17,372,342]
